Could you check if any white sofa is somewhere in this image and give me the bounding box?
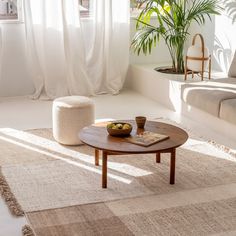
[181,51,236,126]
[181,78,236,125]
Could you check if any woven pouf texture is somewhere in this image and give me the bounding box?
[53,96,94,145]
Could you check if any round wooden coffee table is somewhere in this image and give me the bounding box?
[79,120,188,188]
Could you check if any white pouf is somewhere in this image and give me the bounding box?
[53,96,95,145]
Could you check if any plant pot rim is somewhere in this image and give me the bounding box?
[154,66,185,75]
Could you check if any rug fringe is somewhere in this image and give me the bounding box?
[22,225,35,236]
[209,141,236,159]
[0,167,24,216]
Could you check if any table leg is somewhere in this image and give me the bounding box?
[95,149,99,166]
[102,151,108,188]
[156,153,161,163]
[170,149,176,184]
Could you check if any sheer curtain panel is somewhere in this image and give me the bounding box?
[24,0,130,99]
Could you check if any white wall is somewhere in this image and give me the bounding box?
[189,9,236,74]
[129,18,171,65]
[0,23,34,97]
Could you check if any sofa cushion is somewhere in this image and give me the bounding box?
[182,79,236,117]
[219,99,236,125]
[228,51,236,78]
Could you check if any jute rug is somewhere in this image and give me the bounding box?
[0,121,236,235]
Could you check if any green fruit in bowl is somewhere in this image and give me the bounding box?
[107,122,132,132]
[107,122,132,136]
[107,123,113,129]
[122,124,130,130]
[116,123,123,129]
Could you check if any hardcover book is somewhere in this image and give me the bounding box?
[125,131,169,147]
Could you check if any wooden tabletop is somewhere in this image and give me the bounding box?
[79,120,188,154]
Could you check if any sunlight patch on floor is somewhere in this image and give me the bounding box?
[181,137,236,162]
[108,162,152,177]
[0,128,153,177]
[0,133,133,184]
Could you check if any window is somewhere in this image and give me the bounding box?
[78,0,90,17]
[78,0,145,18]
[0,0,22,22]
[130,0,146,17]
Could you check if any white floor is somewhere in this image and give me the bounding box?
[0,89,235,236]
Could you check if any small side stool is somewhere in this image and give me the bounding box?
[53,96,94,145]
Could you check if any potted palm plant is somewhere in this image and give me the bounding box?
[131,0,221,74]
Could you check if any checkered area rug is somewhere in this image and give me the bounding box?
[0,124,235,235]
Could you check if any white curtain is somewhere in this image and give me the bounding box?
[24,0,130,99]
